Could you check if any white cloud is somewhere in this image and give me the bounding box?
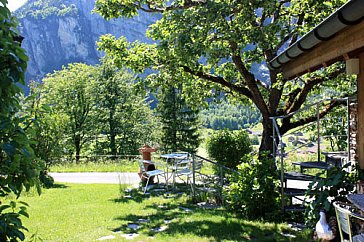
[7,0,27,12]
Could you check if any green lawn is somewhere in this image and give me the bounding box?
[49,157,216,175]
[20,183,311,241]
[49,160,139,172]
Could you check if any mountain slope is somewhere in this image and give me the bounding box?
[16,0,159,85]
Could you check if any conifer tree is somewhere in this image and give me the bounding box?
[157,85,200,154]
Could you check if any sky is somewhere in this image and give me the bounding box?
[8,0,27,11]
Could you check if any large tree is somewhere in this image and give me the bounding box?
[157,83,201,154]
[41,63,96,162]
[94,0,353,155]
[93,57,158,156]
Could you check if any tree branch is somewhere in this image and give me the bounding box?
[257,79,269,90]
[285,67,344,114]
[279,99,345,135]
[229,41,269,117]
[289,13,305,46]
[271,11,304,58]
[272,32,294,57]
[137,0,207,13]
[181,65,253,99]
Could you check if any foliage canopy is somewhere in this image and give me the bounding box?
[0,1,42,240]
[94,0,353,155]
[35,59,159,161]
[157,80,201,154]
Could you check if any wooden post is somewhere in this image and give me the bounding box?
[358,53,364,169]
[192,154,196,201]
[317,103,321,162]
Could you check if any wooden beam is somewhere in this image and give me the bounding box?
[282,20,364,80]
[358,53,364,169]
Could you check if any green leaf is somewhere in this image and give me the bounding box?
[0,204,11,212]
[18,209,29,218]
[2,143,16,156]
[10,200,16,209]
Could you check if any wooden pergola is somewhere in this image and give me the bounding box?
[269,0,364,169]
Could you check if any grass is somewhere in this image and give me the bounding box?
[20,183,311,242]
[49,160,139,172]
[49,155,216,175]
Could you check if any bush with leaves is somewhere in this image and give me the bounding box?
[20,82,67,169]
[321,106,347,151]
[305,163,357,226]
[0,2,42,240]
[206,129,252,170]
[226,153,280,220]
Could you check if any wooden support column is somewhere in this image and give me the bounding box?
[358,53,364,169]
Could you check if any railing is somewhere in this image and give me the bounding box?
[271,118,286,210]
[191,154,239,205]
[270,96,355,211]
[271,97,354,159]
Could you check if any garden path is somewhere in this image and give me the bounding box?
[50,172,310,188]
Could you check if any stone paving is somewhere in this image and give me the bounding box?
[95,187,184,241]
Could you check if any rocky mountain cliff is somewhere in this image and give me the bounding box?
[16,0,159,86]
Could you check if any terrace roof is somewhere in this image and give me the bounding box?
[268,0,364,80]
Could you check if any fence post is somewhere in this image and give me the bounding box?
[272,118,276,159]
[347,98,351,163]
[317,102,321,162]
[192,153,196,201]
[280,135,285,212]
[219,166,224,204]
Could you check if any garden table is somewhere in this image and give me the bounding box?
[348,194,364,211]
[160,153,189,186]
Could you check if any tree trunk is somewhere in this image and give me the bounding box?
[75,135,81,163]
[109,110,117,159]
[259,116,274,156]
[110,133,117,159]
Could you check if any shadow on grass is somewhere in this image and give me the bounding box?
[50,183,69,189]
[110,183,188,204]
[111,203,307,241]
[110,184,310,241]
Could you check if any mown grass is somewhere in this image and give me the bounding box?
[49,160,139,173]
[21,183,311,242]
[49,156,216,175]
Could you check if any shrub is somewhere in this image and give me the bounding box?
[0,3,42,241]
[206,129,252,170]
[225,153,280,220]
[305,163,357,226]
[39,170,55,188]
[250,135,259,145]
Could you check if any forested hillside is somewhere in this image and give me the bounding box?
[200,100,261,130]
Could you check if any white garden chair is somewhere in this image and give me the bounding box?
[138,160,166,194]
[333,201,364,242]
